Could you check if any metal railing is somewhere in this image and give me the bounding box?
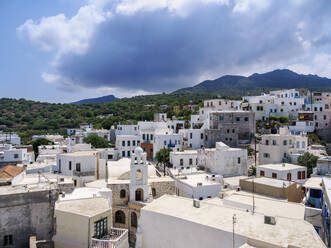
[91,228,128,248]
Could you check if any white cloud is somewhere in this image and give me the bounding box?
[17,1,112,56]
[233,0,271,13]
[41,72,61,83]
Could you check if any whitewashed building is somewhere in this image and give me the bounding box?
[198,142,248,177]
[257,163,307,183]
[259,128,308,165]
[153,133,183,158]
[0,133,21,145]
[170,150,198,171]
[56,150,106,187]
[0,145,34,166]
[116,135,142,158]
[179,129,204,149]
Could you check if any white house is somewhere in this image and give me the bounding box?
[153,133,183,158]
[115,135,142,158]
[257,163,307,183]
[0,145,33,166]
[198,142,248,177]
[0,133,21,145]
[259,128,308,165]
[178,129,204,149]
[115,124,140,136]
[100,148,120,161]
[171,172,222,200]
[170,150,198,171]
[56,150,106,187]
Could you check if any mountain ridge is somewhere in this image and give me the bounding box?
[71,94,118,104]
[173,69,331,96]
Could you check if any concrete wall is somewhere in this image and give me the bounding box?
[0,189,58,248]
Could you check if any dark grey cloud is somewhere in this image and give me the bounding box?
[20,0,331,93]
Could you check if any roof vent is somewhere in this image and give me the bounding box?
[193,199,200,208]
[264,216,276,225]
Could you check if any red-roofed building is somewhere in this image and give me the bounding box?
[0,165,25,186]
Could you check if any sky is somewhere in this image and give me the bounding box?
[0,0,331,103]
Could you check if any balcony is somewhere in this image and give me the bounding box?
[91,228,128,248]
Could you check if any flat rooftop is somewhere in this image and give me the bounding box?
[59,150,99,157]
[0,182,58,195]
[258,163,305,171]
[243,177,293,188]
[303,176,323,190]
[56,197,110,217]
[60,187,111,201]
[209,192,305,219]
[171,150,198,155]
[142,195,324,248]
[176,173,221,186]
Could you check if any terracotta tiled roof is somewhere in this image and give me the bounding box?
[0,165,24,179]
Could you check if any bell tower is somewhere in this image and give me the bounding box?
[130,147,149,202]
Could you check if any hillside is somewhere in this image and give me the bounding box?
[72,94,118,104]
[174,69,331,96]
[0,93,213,143]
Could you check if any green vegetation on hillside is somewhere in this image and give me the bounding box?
[0,93,215,143]
[83,134,109,148]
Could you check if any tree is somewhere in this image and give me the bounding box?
[156,148,172,169]
[28,138,54,159]
[297,152,318,177]
[83,134,109,148]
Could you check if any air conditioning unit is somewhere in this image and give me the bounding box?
[264,216,276,225]
[193,199,200,208]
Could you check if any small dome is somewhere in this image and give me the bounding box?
[134,146,143,154]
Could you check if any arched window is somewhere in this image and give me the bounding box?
[120,189,126,198]
[152,188,156,197]
[135,188,144,201]
[136,169,142,180]
[115,210,125,224]
[131,212,137,228]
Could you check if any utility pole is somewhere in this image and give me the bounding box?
[232,214,237,248]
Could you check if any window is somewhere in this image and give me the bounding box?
[227,129,230,133]
[180,159,183,166]
[94,217,107,239]
[263,153,270,158]
[164,140,167,146]
[152,188,156,197]
[287,173,291,181]
[314,107,318,111]
[232,129,235,133]
[115,211,126,224]
[133,140,136,146]
[122,151,125,157]
[142,134,145,140]
[128,151,131,157]
[244,117,249,121]
[131,212,138,228]
[324,115,327,120]
[189,158,193,165]
[120,189,126,198]
[69,161,72,170]
[280,109,284,112]
[272,140,276,145]
[3,235,13,246]
[236,117,240,122]
[260,170,265,176]
[127,140,131,146]
[200,133,204,139]
[76,163,81,172]
[265,140,269,145]
[122,141,125,147]
[302,171,306,179]
[108,155,113,160]
[283,140,287,146]
[14,154,18,159]
[298,171,302,180]
[219,116,224,121]
[296,141,300,148]
[151,134,153,140]
[237,157,241,164]
[272,173,277,179]
[302,141,305,148]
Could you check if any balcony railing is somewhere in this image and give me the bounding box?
[91,228,128,248]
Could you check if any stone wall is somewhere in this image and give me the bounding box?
[0,188,58,248]
[149,180,175,199]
